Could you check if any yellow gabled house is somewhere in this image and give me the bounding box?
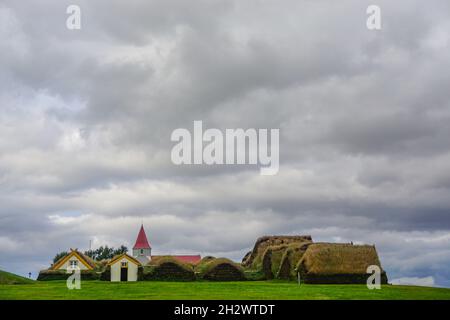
[51,248,95,271]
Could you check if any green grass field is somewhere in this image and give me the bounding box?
[1,280,450,300]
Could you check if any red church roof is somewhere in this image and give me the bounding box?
[133,225,151,249]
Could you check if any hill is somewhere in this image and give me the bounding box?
[0,270,34,285]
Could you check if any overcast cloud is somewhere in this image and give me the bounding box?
[1,0,450,287]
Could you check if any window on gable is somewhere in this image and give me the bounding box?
[121,261,128,267]
[69,260,78,267]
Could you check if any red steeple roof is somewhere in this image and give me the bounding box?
[133,225,151,249]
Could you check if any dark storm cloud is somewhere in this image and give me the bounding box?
[0,0,449,286]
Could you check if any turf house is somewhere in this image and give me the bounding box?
[38,228,387,284]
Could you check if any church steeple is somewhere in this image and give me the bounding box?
[133,224,151,249]
[132,224,152,264]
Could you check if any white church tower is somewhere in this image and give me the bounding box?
[132,224,152,265]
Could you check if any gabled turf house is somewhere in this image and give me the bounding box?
[242,236,388,284]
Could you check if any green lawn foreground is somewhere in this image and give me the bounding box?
[1,280,450,300]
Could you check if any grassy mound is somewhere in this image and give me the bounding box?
[197,258,245,281]
[242,235,313,268]
[0,270,34,285]
[242,236,313,281]
[296,243,388,284]
[276,249,292,280]
[243,270,265,281]
[100,266,111,281]
[37,270,101,281]
[273,243,310,279]
[269,245,295,276]
[194,256,216,273]
[198,256,216,265]
[261,248,273,279]
[144,257,195,281]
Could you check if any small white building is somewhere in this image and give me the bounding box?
[108,253,141,282]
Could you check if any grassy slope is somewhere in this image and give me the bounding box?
[0,270,34,285]
[1,281,450,300]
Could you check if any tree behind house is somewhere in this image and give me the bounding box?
[53,251,69,263]
[84,245,128,261]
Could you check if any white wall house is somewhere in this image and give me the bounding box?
[108,254,141,282]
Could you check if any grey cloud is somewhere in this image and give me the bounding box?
[0,0,449,286]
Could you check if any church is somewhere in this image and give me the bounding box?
[50,225,201,282]
[130,224,202,265]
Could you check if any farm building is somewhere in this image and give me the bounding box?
[296,243,388,284]
[38,230,387,284]
[242,235,388,284]
[107,253,141,282]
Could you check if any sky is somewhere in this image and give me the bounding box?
[0,0,450,287]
